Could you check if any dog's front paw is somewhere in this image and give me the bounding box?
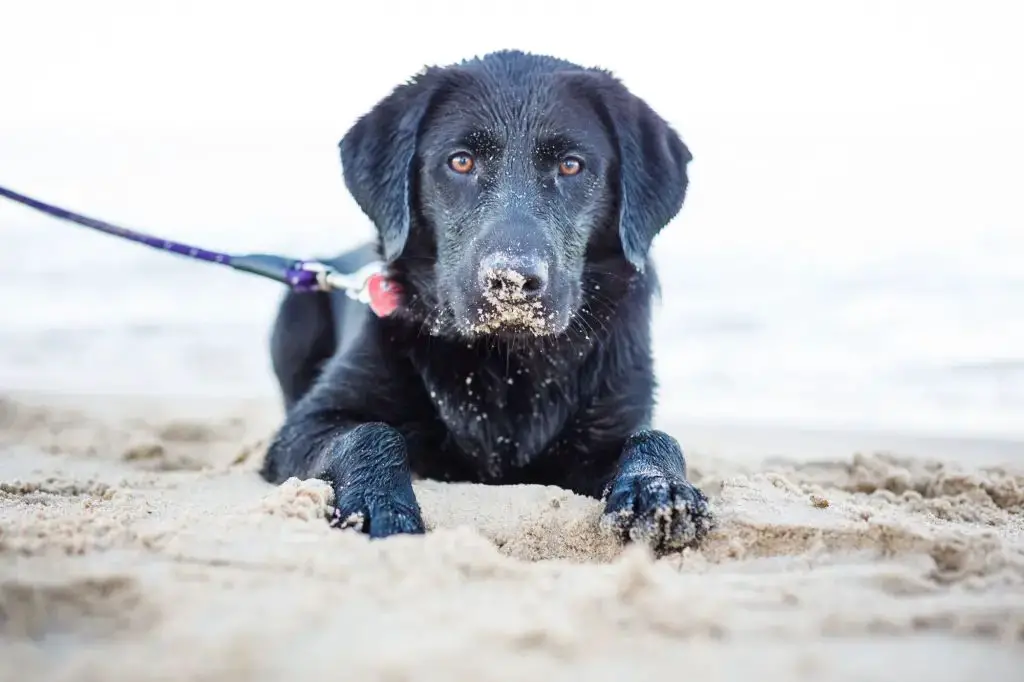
[601,473,715,553]
[328,483,425,538]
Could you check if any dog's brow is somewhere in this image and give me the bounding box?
[462,128,503,154]
[535,133,584,158]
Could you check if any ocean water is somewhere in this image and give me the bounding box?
[1,0,1022,440]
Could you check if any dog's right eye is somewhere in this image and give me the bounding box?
[447,152,475,174]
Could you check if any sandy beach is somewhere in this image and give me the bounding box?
[2,390,1022,682]
[3,3,1024,679]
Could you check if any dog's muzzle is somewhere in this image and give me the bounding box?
[468,251,554,335]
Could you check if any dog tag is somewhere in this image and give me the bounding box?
[366,272,401,317]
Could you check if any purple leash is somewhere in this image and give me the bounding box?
[0,184,384,297]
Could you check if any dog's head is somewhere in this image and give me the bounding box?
[339,50,692,339]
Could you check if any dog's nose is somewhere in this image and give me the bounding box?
[478,252,549,299]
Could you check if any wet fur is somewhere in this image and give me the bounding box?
[261,50,714,552]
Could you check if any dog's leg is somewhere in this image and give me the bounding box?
[601,430,715,553]
[269,288,337,411]
[306,421,423,537]
[260,329,427,539]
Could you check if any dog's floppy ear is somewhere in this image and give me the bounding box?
[568,70,693,271]
[339,67,450,263]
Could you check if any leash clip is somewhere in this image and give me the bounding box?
[293,260,336,293]
[298,259,388,303]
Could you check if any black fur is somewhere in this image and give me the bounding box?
[261,50,714,553]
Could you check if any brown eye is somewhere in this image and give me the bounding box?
[558,156,583,176]
[448,152,475,174]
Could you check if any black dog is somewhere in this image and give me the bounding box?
[260,50,714,552]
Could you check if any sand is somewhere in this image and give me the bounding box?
[2,392,1024,682]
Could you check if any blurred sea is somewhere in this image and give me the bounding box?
[2,126,1021,441]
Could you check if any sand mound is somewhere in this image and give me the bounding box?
[2,394,1024,682]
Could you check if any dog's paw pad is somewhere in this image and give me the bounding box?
[601,475,715,553]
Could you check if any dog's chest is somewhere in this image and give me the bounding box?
[415,352,578,479]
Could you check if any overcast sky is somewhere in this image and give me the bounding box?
[2,1,1019,131]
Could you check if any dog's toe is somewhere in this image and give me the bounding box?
[601,474,715,553]
[328,484,425,538]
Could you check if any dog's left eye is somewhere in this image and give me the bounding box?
[558,156,584,177]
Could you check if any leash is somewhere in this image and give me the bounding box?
[0,184,401,317]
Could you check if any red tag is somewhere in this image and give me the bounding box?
[366,272,401,317]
